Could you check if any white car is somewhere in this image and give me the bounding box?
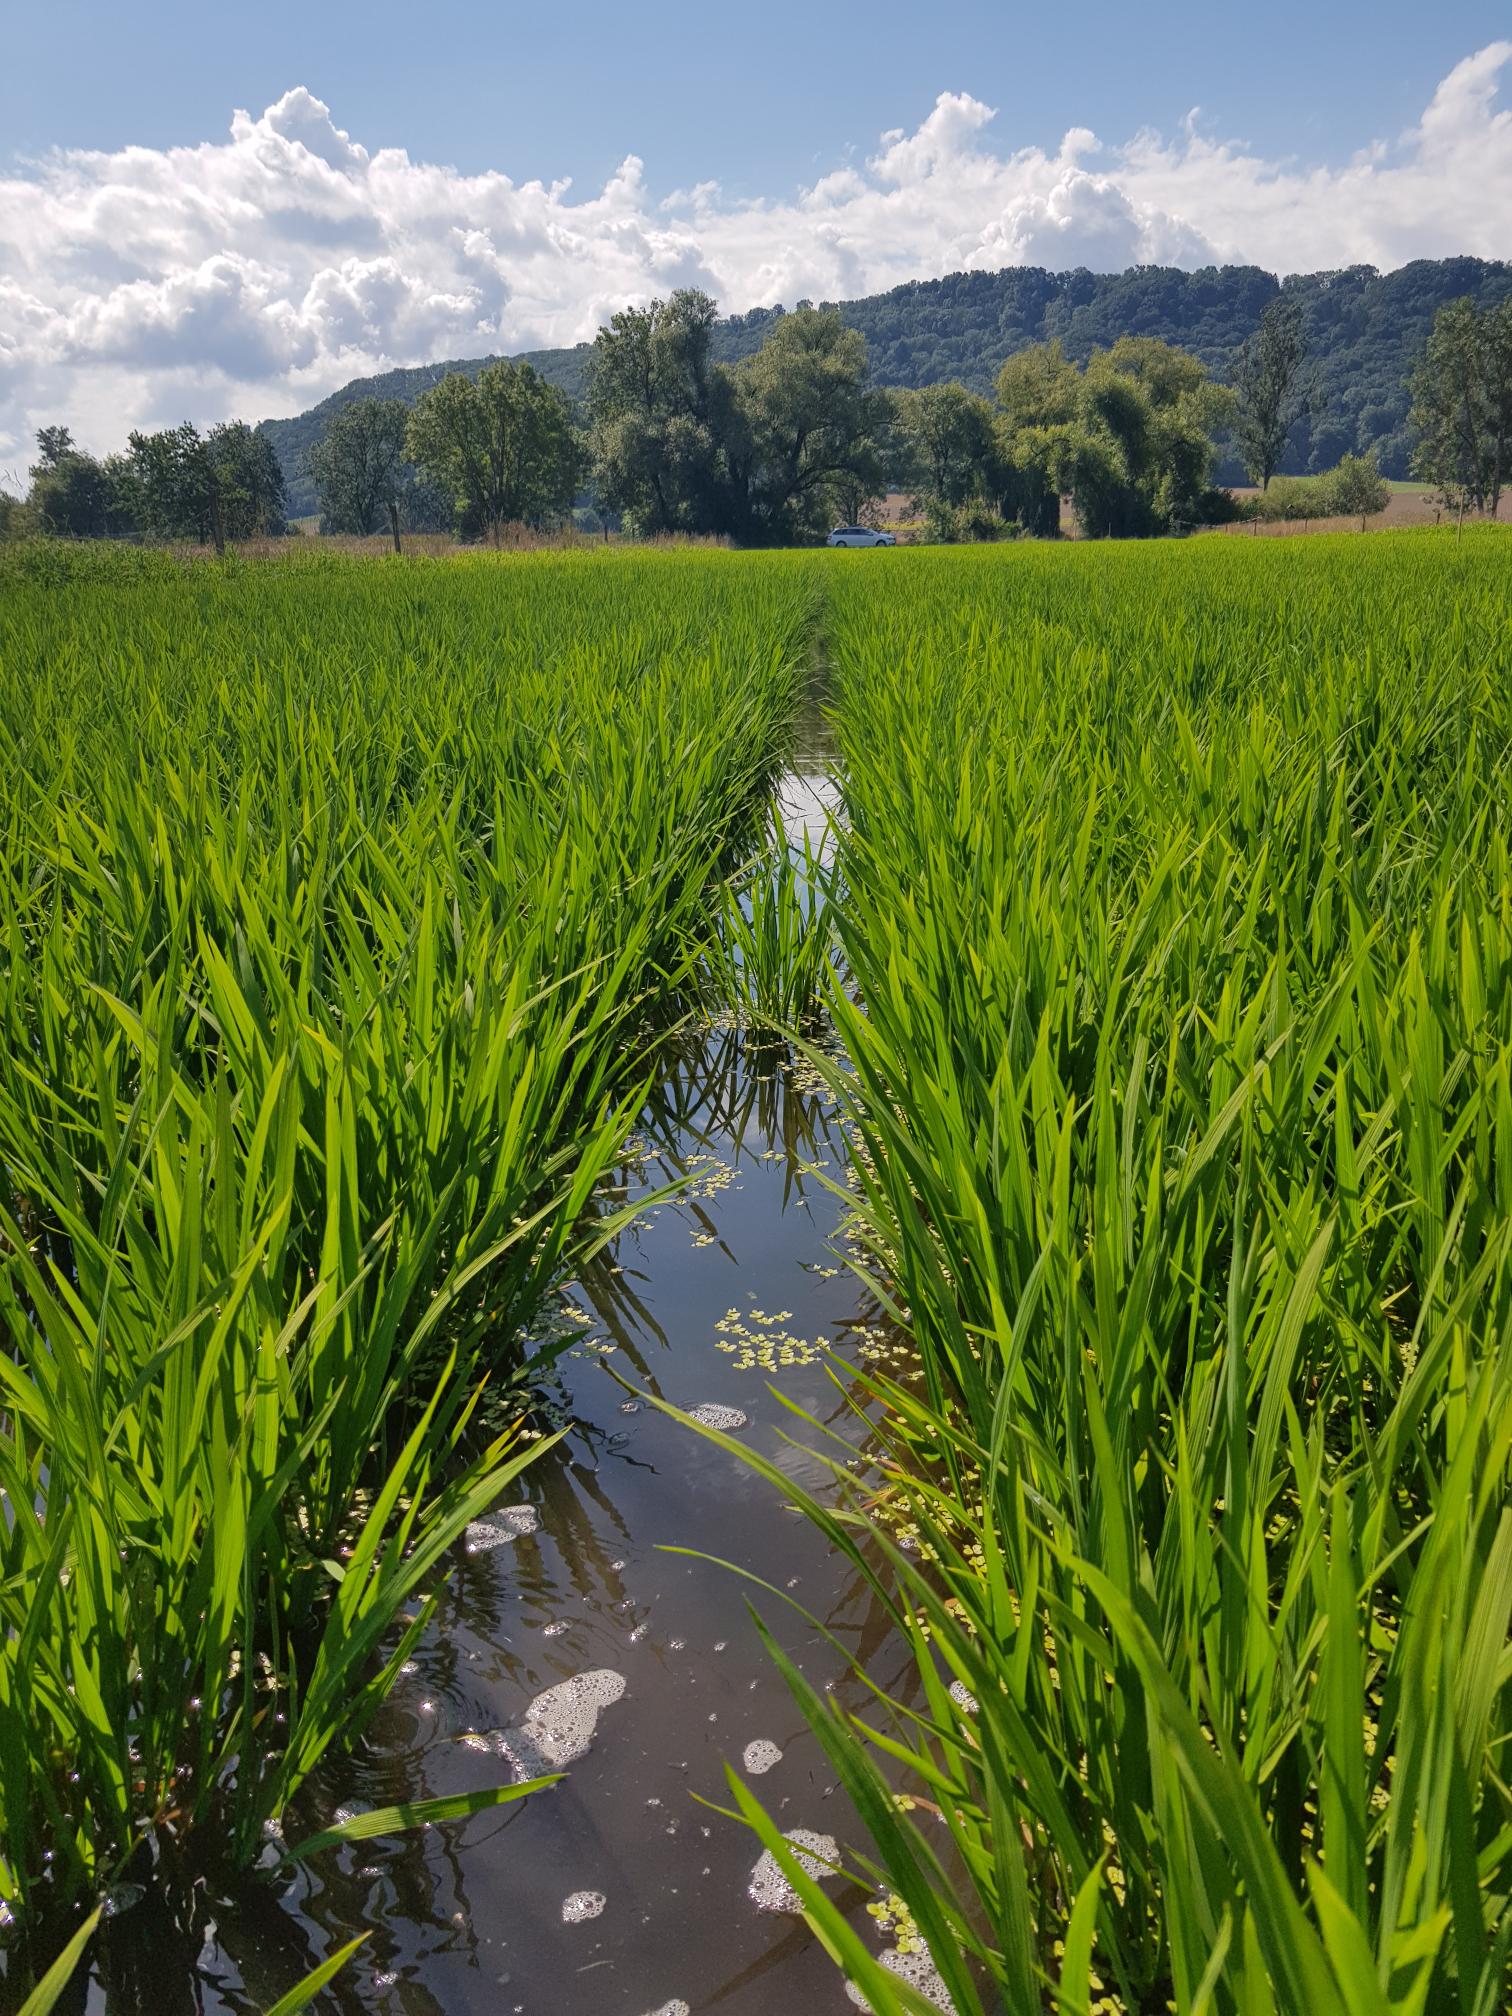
[826,524,895,547]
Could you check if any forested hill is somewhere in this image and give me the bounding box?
[263,256,1511,515]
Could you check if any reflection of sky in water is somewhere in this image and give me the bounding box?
[773,689,843,862]
[773,764,842,861]
[93,1024,917,2016]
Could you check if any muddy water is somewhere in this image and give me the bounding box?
[76,764,919,2015]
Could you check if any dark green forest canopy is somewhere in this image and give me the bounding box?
[261,256,1512,514]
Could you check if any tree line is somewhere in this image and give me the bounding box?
[252,257,1512,510]
[15,422,286,549]
[4,285,1507,548]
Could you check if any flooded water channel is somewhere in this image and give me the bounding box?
[66,749,924,2016]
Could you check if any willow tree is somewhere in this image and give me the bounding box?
[406,362,580,538]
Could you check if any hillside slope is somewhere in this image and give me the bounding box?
[262,257,1512,516]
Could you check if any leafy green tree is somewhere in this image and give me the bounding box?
[1486,297,1512,518]
[1234,296,1307,490]
[895,383,998,519]
[208,423,287,540]
[29,441,111,538]
[26,429,140,539]
[995,343,1081,534]
[1327,451,1390,530]
[0,488,29,541]
[1105,337,1235,530]
[587,290,738,535]
[308,398,412,546]
[728,309,886,542]
[407,362,580,538]
[126,422,285,548]
[32,425,76,473]
[1410,296,1512,520]
[996,338,1227,538]
[1254,472,1333,524]
[590,297,884,542]
[127,424,207,542]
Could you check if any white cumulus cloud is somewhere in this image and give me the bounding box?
[0,48,1509,464]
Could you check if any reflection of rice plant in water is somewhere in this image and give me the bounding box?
[0,542,814,1992]
[689,531,1512,2016]
[712,804,838,1033]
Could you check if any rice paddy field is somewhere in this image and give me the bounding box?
[1,527,1510,2015]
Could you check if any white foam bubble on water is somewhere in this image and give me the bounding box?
[747,1827,838,1912]
[845,1947,957,2013]
[948,1679,978,1714]
[561,1890,606,1923]
[687,1403,748,1430]
[464,1504,540,1554]
[99,1882,145,1920]
[742,1739,783,1775]
[464,1668,627,1779]
[640,2003,690,2016]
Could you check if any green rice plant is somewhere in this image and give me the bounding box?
[702,530,1512,2014]
[0,546,817,1979]
[709,805,838,1033]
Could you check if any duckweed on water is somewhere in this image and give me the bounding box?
[712,1306,825,1371]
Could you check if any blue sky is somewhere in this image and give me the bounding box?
[1,7,1509,461]
[4,0,1506,197]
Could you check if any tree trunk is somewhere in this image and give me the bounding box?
[388,500,402,555]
